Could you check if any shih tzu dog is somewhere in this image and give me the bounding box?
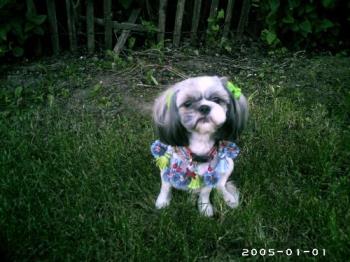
[151,76,248,216]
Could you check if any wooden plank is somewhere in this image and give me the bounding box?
[72,0,81,44]
[104,0,112,50]
[237,0,251,38]
[66,0,77,52]
[26,0,42,55]
[113,9,141,55]
[209,0,219,19]
[222,0,235,39]
[86,0,95,54]
[190,0,202,43]
[157,0,168,46]
[46,0,59,55]
[173,0,186,47]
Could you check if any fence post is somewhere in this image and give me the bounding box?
[222,0,235,39]
[209,0,219,20]
[237,0,251,38]
[104,0,112,50]
[86,0,95,54]
[46,0,59,55]
[190,0,202,44]
[173,0,186,47]
[157,0,168,46]
[66,0,77,52]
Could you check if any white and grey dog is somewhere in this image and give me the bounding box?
[151,76,248,216]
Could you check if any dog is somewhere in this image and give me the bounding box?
[151,76,248,216]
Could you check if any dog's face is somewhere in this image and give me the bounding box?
[176,77,230,134]
[153,76,248,146]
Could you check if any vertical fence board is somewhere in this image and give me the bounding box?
[46,0,59,55]
[26,0,43,55]
[209,0,219,19]
[86,0,95,53]
[73,1,81,39]
[66,0,77,52]
[173,0,186,47]
[104,0,112,50]
[157,0,168,46]
[190,0,202,43]
[237,0,251,38]
[222,0,235,39]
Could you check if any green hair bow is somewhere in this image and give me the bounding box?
[227,81,242,99]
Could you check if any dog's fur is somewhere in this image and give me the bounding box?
[152,76,248,216]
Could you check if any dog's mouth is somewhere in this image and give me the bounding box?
[194,117,212,128]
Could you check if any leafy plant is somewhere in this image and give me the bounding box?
[141,19,158,47]
[206,9,225,47]
[0,0,46,57]
[257,0,347,50]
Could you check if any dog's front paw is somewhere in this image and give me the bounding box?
[223,192,239,208]
[222,182,239,208]
[155,194,171,209]
[198,202,214,217]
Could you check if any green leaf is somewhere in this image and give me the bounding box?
[268,0,280,12]
[266,12,277,27]
[288,0,300,9]
[207,17,214,24]
[266,31,277,45]
[48,94,54,107]
[128,37,136,49]
[261,29,278,46]
[0,27,8,41]
[282,15,294,24]
[150,75,158,86]
[11,20,25,41]
[217,9,225,20]
[119,0,133,9]
[0,45,8,56]
[27,14,46,25]
[24,22,36,33]
[15,86,23,98]
[211,24,219,32]
[322,0,335,8]
[305,3,315,13]
[12,46,24,57]
[299,20,312,35]
[319,19,334,31]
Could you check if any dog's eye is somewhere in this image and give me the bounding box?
[211,97,222,104]
[183,101,193,108]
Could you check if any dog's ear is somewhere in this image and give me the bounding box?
[215,78,249,141]
[220,76,228,87]
[153,88,189,146]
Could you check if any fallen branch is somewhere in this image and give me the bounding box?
[113,9,141,55]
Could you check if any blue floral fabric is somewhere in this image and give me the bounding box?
[151,140,240,190]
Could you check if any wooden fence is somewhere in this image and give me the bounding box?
[44,0,252,55]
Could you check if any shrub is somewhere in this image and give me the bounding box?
[0,0,46,57]
[257,0,350,50]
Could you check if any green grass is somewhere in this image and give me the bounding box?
[0,51,349,261]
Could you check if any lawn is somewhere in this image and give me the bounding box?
[0,48,349,261]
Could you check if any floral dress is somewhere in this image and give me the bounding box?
[151,140,240,190]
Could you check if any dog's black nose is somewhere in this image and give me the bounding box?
[198,105,211,115]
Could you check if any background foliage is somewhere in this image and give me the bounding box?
[257,0,350,50]
[0,0,46,57]
[0,0,349,58]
